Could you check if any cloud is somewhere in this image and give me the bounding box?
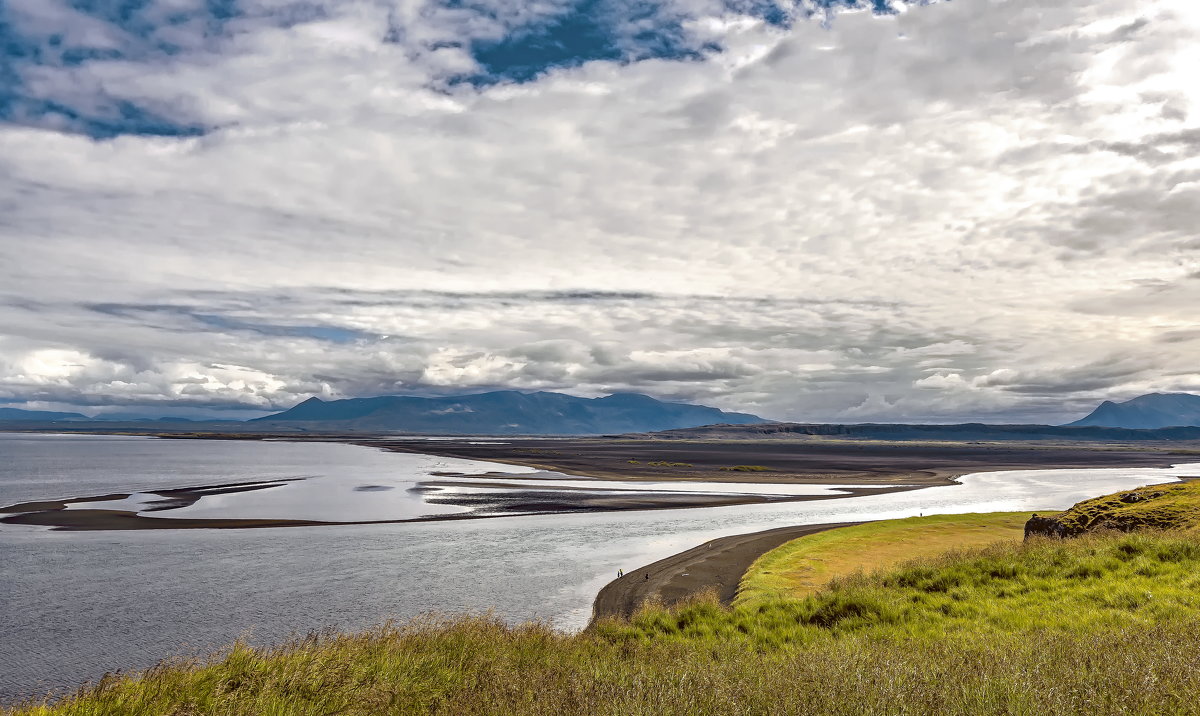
[0,0,1197,423]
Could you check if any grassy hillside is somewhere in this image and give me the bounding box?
[1031,479,1200,536]
[602,531,1200,646]
[14,529,1200,715]
[737,512,1029,607]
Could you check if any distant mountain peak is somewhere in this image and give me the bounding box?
[1067,393,1200,429]
[595,392,658,403]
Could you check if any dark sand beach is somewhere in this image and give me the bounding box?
[590,522,863,621]
[363,437,1195,485]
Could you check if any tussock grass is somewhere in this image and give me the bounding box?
[737,512,1029,606]
[717,465,773,472]
[14,531,1200,715]
[13,612,1200,714]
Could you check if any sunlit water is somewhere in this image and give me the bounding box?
[1,433,1195,702]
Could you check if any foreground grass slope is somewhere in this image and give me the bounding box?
[15,529,1200,716]
[737,512,1029,607]
[13,616,1200,715]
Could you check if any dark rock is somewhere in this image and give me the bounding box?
[1024,514,1069,540]
[1120,490,1164,504]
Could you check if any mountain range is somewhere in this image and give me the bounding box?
[0,407,88,421]
[1066,393,1200,429]
[3,391,1198,435]
[250,391,767,434]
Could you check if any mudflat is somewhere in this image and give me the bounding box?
[365,437,1193,485]
[5,435,1191,531]
[0,482,918,531]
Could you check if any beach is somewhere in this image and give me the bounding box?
[590,521,862,621]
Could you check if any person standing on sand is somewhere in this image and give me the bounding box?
[618,569,624,578]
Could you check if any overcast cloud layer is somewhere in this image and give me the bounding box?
[1,0,1198,422]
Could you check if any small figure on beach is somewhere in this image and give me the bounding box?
[644,573,649,581]
[618,569,624,578]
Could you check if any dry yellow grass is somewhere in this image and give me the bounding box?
[736,512,1029,607]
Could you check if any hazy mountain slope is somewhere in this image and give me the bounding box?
[251,391,767,434]
[0,407,88,421]
[1067,393,1200,429]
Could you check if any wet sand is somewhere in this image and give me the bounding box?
[0,477,921,531]
[0,509,338,530]
[0,479,329,530]
[590,522,862,622]
[5,435,1190,530]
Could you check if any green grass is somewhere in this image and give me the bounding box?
[603,531,1200,648]
[737,512,1029,606]
[646,461,693,468]
[16,530,1200,715]
[717,465,773,472]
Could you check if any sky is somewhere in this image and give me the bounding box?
[0,0,1197,423]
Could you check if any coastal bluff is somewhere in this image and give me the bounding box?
[1024,480,1200,539]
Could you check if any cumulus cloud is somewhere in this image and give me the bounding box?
[0,0,1198,422]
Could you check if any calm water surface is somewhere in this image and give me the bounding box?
[1,433,1195,702]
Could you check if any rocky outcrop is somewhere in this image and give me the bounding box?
[1024,514,1070,539]
[1120,491,1164,504]
[1023,484,1196,540]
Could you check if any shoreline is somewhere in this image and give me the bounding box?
[0,483,923,531]
[4,434,1194,531]
[590,521,864,623]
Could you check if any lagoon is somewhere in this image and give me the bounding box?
[1,433,1194,702]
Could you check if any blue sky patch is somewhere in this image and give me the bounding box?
[0,0,240,137]
[461,0,908,85]
[1,0,915,138]
[192,315,372,344]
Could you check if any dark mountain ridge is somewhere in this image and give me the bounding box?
[1067,393,1200,429]
[647,421,1200,442]
[251,390,768,435]
[0,407,88,421]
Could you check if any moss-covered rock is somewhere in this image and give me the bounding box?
[1024,481,1200,539]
